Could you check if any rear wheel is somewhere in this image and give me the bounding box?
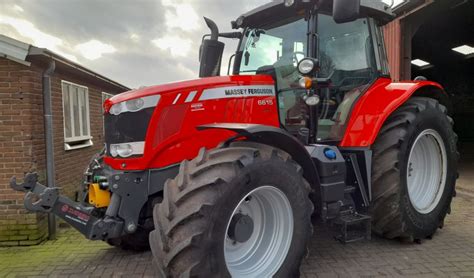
[149,142,313,277]
[371,97,458,240]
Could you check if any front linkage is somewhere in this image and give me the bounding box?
[9,161,178,241]
[10,173,123,240]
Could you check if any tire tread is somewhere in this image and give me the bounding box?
[371,97,457,240]
[150,142,313,277]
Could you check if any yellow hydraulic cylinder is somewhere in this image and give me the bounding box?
[88,183,111,208]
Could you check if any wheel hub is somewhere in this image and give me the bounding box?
[406,129,447,214]
[227,213,254,243]
[224,186,294,277]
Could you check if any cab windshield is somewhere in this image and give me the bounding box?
[238,17,308,93]
[237,14,377,142]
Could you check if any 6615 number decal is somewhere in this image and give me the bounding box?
[257,99,274,106]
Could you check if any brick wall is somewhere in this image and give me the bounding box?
[0,57,47,246]
[0,57,121,246]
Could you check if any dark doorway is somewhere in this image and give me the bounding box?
[411,0,474,141]
[410,0,474,194]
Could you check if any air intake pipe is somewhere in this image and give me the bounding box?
[199,17,225,78]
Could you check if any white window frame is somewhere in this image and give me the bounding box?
[61,80,93,150]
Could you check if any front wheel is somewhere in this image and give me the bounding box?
[149,142,313,277]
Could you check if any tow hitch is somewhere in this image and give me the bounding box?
[10,172,124,240]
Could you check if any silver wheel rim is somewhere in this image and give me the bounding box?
[407,129,447,214]
[224,186,294,277]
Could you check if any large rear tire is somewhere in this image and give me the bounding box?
[149,142,313,277]
[371,97,458,240]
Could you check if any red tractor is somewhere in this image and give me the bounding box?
[11,0,458,277]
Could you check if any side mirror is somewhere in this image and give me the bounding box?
[332,0,360,24]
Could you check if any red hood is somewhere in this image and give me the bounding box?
[104,75,274,111]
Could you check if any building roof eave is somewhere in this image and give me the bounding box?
[0,34,130,92]
[0,53,31,66]
[0,34,31,63]
[28,46,130,92]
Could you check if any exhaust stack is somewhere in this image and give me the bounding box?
[199,17,225,78]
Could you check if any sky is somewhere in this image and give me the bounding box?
[0,0,402,88]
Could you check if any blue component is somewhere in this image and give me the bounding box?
[324,148,337,160]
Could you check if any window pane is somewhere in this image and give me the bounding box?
[73,87,80,137]
[240,34,283,73]
[316,16,375,141]
[63,84,72,138]
[238,18,308,91]
[81,89,89,136]
[69,88,75,138]
[318,16,371,76]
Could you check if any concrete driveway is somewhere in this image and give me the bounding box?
[0,193,472,278]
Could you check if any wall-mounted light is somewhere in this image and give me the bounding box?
[452,45,474,56]
[411,59,431,67]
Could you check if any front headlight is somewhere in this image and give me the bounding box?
[110,95,160,115]
[109,104,123,116]
[116,144,133,157]
[110,142,145,158]
[125,98,145,112]
[304,95,320,106]
[298,58,315,75]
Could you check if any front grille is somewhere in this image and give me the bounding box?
[104,107,155,154]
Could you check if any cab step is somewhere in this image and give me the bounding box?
[333,211,371,243]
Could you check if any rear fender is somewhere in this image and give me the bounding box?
[198,123,320,189]
[340,79,450,147]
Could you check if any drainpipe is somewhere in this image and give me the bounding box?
[42,59,56,240]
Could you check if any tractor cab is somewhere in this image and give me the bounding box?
[201,0,393,144]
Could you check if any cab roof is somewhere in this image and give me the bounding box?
[233,0,395,29]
